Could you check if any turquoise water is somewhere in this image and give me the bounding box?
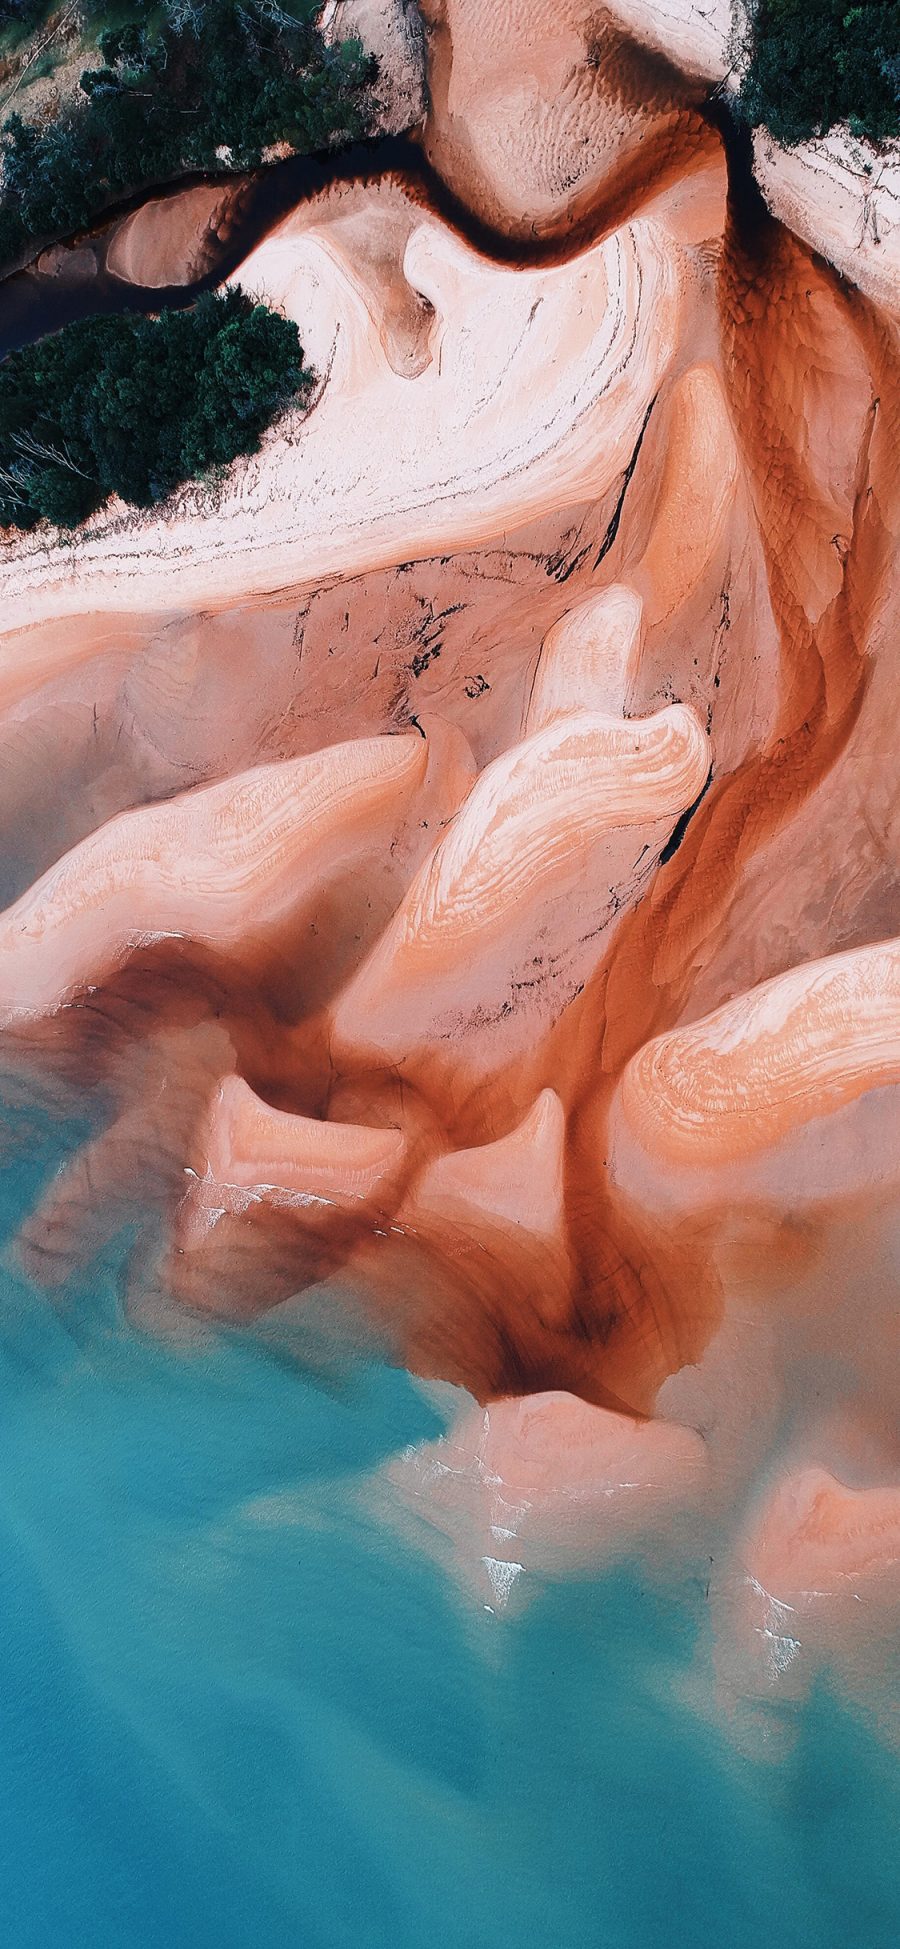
[1,1096,898,1949]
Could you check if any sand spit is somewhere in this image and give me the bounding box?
[0,735,434,1022]
[105,182,254,289]
[0,205,680,630]
[332,703,710,1089]
[617,939,900,1166]
[387,1388,706,1598]
[524,585,645,727]
[199,1073,405,1203]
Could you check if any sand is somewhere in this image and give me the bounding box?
[0,0,898,1660]
[753,127,900,318]
[105,182,254,289]
[0,199,681,629]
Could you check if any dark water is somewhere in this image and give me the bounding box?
[0,133,528,359]
[0,104,753,360]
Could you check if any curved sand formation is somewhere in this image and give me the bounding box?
[615,939,900,1167]
[172,1085,574,1341]
[170,1074,409,1316]
[407,1088,566,1239]
[419,0,718,243]
[0,208,679,631]
[333,701,709,1086]
[2,0,899,1698]
[748,1467,900,1599]
[524,584,645,728]
[635,361,740,627]
[0,732,440,1022]
[422,0,896,312]
[393,1088,574,1331]
[165,1079,413,1330]
[105,182,254,289]
[199,1072,405,1204]
[711,1465,900,1746]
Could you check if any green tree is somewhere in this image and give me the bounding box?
[740,0,900,145]
[0,0,374,267]
[0,287,312,531]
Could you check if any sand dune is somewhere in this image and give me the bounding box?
[0,733,435,1021]
[617,939,900,1166]
[419,0,717,242]
[332,702,710,1087]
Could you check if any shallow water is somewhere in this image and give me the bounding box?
[0,1088,897,1949]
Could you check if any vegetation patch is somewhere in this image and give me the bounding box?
[0,0,55,38]
[0,0,373,267]
[0,285,312,529]
[740,0,900,145]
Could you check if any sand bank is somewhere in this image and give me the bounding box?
[0,203,680,630]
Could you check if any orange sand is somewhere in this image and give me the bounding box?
[0,0,898,1651]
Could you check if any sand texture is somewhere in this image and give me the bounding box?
[0,0,898,1718]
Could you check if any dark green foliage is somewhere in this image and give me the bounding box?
[0,0,373,265]
[0,0,50,29]
[0,286,312,530]
[740,0,900,144]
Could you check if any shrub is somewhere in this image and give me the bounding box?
[0,286,312,530]
[740,0,900,145]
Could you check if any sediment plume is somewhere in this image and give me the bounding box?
[386,1387,706,1601]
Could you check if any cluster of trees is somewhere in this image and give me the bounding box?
[0,0,56,31]
[0,287,311,529]
[0,0,49,29]
[740,0,900,144]
[0,0,373,265]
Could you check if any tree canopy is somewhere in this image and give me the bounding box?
[740,0,900,145]
[0,287,312,531]
[0,0,373,266]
